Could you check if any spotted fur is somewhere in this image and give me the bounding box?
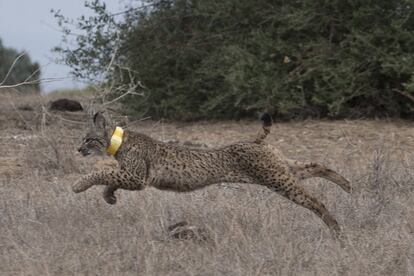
[74,112,350,236]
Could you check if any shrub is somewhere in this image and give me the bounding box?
[54,0,414,119]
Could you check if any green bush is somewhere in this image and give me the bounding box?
[55,0,414,119]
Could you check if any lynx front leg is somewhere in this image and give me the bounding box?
[72,172,104,193]
[72,170,146,203]
[287,160,351,193]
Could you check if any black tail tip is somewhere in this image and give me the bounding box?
[260,112,272,126]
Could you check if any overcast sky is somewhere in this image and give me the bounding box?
[0,0,123,92]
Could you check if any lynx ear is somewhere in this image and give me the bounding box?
[93,112,107,130]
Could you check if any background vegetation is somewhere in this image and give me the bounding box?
[0,39,41,91]
[55,0,414,120]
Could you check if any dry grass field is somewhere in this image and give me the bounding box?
[1,92,414,275]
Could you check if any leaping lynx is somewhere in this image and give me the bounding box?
[73,112,351,236]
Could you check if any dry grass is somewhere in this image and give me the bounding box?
[1,93,414,275]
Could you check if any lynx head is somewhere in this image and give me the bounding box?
[78,112,111,156]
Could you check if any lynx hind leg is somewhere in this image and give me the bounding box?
[287,160,351,193]
[261,168,340,236]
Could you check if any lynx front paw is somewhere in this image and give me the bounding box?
[103,194,117,205]
[103,186,117,205]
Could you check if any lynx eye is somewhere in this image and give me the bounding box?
[84,138,104,146]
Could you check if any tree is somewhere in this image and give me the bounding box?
[54,0,414,119]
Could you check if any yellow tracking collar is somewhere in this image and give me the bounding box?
[107,126,124,155]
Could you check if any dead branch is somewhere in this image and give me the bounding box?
[0,77,69,90]
[0,37,146,128]
[103,90,144,106]
[392,89,414,103]
[83,38,146,123]
[0,52,26,86]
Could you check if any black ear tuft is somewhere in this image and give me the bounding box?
[93,111,106,129]
[93,112,100,123]
[260,112,272,127]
